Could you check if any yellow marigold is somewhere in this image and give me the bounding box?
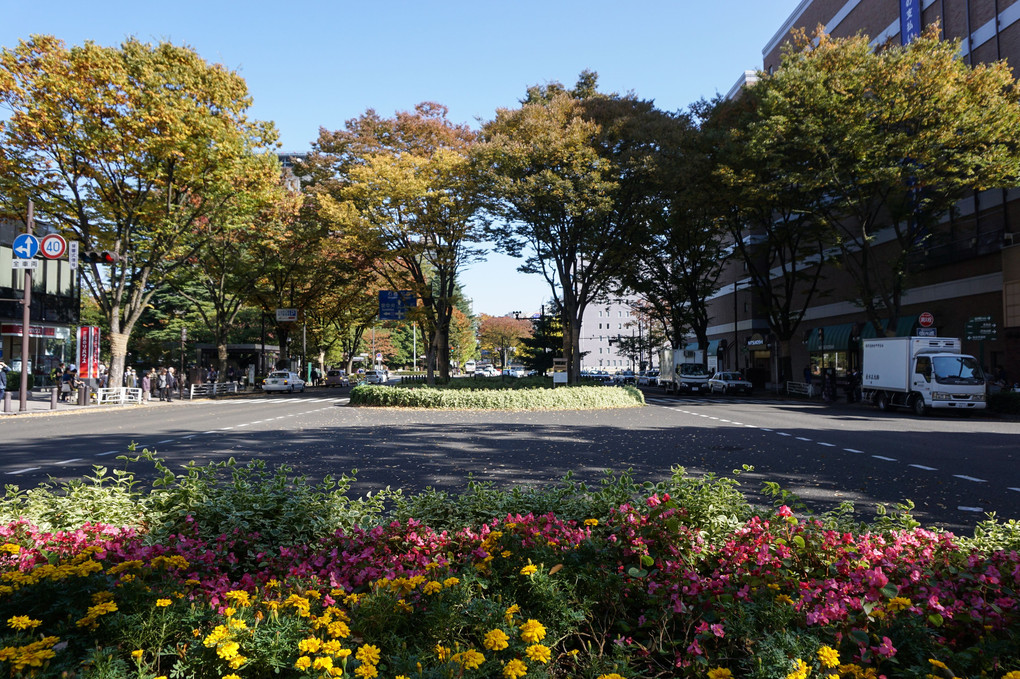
[322,639,343,655]
[504,604,521,623]
[356,644,381,666]
[503,658,528,679]
[222,675,240,679]
[423,581,442,595]
[928,659,949,670]
[708,669,734,679]
[131,649,144,660]
[223,607,236,617]
[295,656,312,670]
[1001,672,1020,679]
[518,619,546,644]
[453,649,486,670]
[443,577,460,588]
[584,518,599,526]
[775,594,795,605]
[354,663,379,678]
[596,675,625,679]
[228,655,246,669]
[786,658,809,679]
[424,561,440,570]
[0,543,20,553]
[525,644,551,663]
[817,645,840,668]
[217,641,240,660]
[501,550,512,558]
[519,565,538,576]
[155,599,172,608]
[328,620,351,638]
[225,590,251,607]
[7,616,41,630]
[887,596,912,613]
[483,629,510,651]
[436,644,451,661]
[298,638,322,653]
[228,618,247,630]
[313,656,334,671]
[203,625,230,647]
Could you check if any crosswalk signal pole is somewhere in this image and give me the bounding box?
[19,201,34,412]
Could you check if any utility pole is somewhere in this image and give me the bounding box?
[19,201,34,412]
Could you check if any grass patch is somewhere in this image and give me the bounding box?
[350,383,645,410]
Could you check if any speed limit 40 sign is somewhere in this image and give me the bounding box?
[40,233,68,259]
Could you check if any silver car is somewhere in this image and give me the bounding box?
[263,371,306,393]
[364,369,387,384]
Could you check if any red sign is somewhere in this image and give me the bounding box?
[918,312,935,328]
[40,233,68,259]
[77,326,100,379]
[0,324,57,338]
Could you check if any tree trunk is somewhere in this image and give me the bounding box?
[217,343,229,384]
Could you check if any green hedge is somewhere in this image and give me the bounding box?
[402,375,551,390]
[350,383,645,410]
[3,371,34,390]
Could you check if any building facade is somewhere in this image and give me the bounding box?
[701,0,1020,387]
[0,219,80,385]
[579,297,647,372]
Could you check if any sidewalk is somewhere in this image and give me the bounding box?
[0,388,246,417]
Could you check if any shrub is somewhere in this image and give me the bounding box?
[350,383,644,410]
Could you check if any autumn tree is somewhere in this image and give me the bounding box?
[477,315,533,368]
[480,72,666,383]
[307,103,485,385]
[0,36,280,388]
[749,25,1020,335]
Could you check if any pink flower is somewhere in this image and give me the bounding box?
[777,505,794,518]
[873,636,897,658]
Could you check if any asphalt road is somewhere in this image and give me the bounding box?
[1,387,1017,534]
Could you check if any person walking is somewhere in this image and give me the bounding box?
[141,370,151,403]
[157,368,168,401]
[0,360,9,402]
[59,367,74,402]
[166,367,177,402]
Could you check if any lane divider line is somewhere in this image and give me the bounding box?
[98,450,119,457]
[818,442,836,447]
[872,455,897,462]
[55,458,82,465]
[953,475,987,483]
[5,467,40,475]
[844,448,864,454]
[909,464,938,471]
[958,505,983,512]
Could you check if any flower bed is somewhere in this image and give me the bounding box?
[1,460,1019,678]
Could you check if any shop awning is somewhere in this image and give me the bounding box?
[807,324,853,352]
[684,340,723,355]
[858,317,917,338]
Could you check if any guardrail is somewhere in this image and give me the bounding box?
[786,381,815,397]
[96,387,143,405]
[188,382,240,399]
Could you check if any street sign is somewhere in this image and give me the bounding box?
[12,233,39,259]
[276,308,298,322]
[916,327,937,337]
[379,290,416,320]
[918,311,934,328]
[69,241,79,269]
[40,233,68,259]
[11,259,39,270]
[965,315,997,341]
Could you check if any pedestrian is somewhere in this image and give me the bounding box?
[157,368,168,401]
[141,370,151,403]
[165,367,176,402]
[0,360,8,402]
[59,367,74,402]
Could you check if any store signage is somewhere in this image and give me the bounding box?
[900,0,921,45]
[747,333,766,347]
[918,311,934,328]
[0,323,58,338]
[77,326,101,380]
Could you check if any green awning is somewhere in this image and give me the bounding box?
[684,340,723,355]
[859,318,918,338]
[807,324,853,352]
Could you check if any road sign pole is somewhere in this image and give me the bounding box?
[19,201,33,412]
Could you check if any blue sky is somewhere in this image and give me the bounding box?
[3,0,802,315]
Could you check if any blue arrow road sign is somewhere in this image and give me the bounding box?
[12,233,40,259]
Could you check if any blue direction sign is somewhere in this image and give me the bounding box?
[378,290,416,320]
[12,233,40,259]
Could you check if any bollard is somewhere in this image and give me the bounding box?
[78,386,89,406]
[3,391,10,413]
[51,386,58,409]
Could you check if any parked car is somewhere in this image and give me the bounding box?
[502,367,525,378]
[324,369,349,387]
[364,369,387,384]
[614,370,637,385]
[637,370,659,386]
[707,371,753,395]
[263,371,306,393]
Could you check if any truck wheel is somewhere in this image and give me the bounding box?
[912,394,927,417]
[876,393,889,411]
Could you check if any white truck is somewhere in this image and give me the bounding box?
[861,336,986,415]
[657,346,712,395]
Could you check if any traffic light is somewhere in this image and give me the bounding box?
[84,250,120,264]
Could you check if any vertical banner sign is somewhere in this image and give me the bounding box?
[69,241,79,270]
[89,326,101,379]
[77,326,100,379]
[900,0,921,45]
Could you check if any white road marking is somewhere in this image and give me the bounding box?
[777,432,791,437]
[872,455,897,462]
[909,464,938,471]
[1009,487,1020,493]
[761,428,772,432]
[221,426,234,430]
[98,450,119,456]
[953,475,987,483]
[818,442,836,447]
[6,467,40,475]
[202,431,217,435]
[55,458,82,465]
[844,448,864,454]
[958,506,983,512]
[157,439,174,444]
[182,435,196,439]
[795,436,812,442]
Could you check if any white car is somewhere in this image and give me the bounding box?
[707,371,753,395]
[364,369,387,384]
[263,371,305,393]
